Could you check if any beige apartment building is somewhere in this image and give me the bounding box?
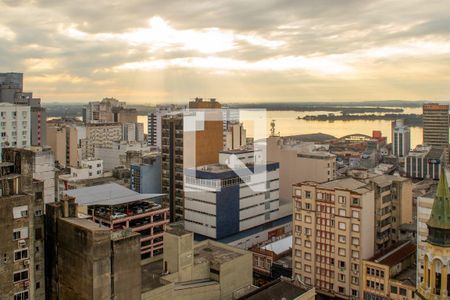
[46,125,79,167]
[292,178,375,299]
[366,174,413,251]
[361,241,417,300]
[81,123,122,159]
[267,135,336,203]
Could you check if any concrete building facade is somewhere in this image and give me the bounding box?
[267,136,336,203]
[184,149,280,240]
[406,145,444,180]
[292,178,376,299]
[362,241,417,300]
[0,156,46,300]
[0,103,31,160]
[45,197,142,300]
[141,227,253,300]
[130,153,161,194]
[392,119,411,159]
[224,122,247,150]
[81,123,123,159]
[46,124,79,168]
[422,104,449,155]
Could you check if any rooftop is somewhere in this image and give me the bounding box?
[238,278,312,300]
[194,241,245,266]
[369,241,416,267]
[316,177,370,193]
[64,182,163,206]
[62,217,109,232]
[369,174,408,187]
[261,236,292,255]
[141,260,165,292]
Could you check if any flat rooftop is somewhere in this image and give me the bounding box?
[369,174,408,187]
[62,217,109,232]
[316,177,370,193]
[369,241,416,267]
[194,242,244,265]
[238,279,311,300]
[64,182,163,206]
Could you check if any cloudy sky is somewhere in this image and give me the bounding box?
[1,0,450,104]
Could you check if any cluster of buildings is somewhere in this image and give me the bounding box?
[1,71,450,300]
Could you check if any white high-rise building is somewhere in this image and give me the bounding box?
[392,119,411,158]
[0,103,31,161]
[147,105,183,148]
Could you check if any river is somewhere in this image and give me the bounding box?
[137,107,424,148]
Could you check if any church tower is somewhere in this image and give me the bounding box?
[418,166,450,299]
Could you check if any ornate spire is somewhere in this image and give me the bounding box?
[426,165,450,246]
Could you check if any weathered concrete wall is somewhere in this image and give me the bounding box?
[57,218,112,300]
[111,233,141,300]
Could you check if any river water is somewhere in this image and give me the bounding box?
[138,107,424,148]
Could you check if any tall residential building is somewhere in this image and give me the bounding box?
[45,197,142,300]
[292,178,376,299]
[147,104,183,148]
[184,149,280,240]
[0,156,46,300]
[405,145,444,180]
[417,167,450,299]
[162,99,224,222]
[267,136,336,203]
[423,103,449,154]
[0,103,31,160]
[122,122,144,143]
[94,141,150,171]
[366,174,413,251]
[0,73,47,147]
[82,97,137,124]
[81,123,123,159]
[3,147,56,204]
[46,124,80,168]
[392,119,411,158]
[224,122,247,150]
[188,97,224,166]
[161,114,184,222]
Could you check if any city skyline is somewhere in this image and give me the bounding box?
[1,0,450,103]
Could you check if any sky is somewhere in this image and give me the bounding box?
[1,0,450,104]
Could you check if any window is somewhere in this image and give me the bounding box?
[338,222,346,230]
[399,288,407,296]
[295,213,301,221]
[13,206,28,219]
[351,289,358,297]
[305,228,311,236]
[338,274,345,282]
[13,228,28,240]
[352,197,360,206]
[338,248,346,256]
[352,237,360,245]
[35,228,43,241]
[352,276,359,285]
[295,249,301,257]
[391,286,398,294]
[304,264,311,272]
[305,203,312,210]
[14,290,29,300]
[295,189,301,197]
[295,238,302,245]
[13,270,29,283]
[338,209,346,216]
[338,286,345,294]
[304,252,311,261]
[352,224,360,232]
[14,249,28,261]
[338,196,346,204]
[352,250,359,258]
[338,261,346,269]
[338,235,346,243]
[305,215,312,223]
[352,210,359,219]
[305,240,311,248]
